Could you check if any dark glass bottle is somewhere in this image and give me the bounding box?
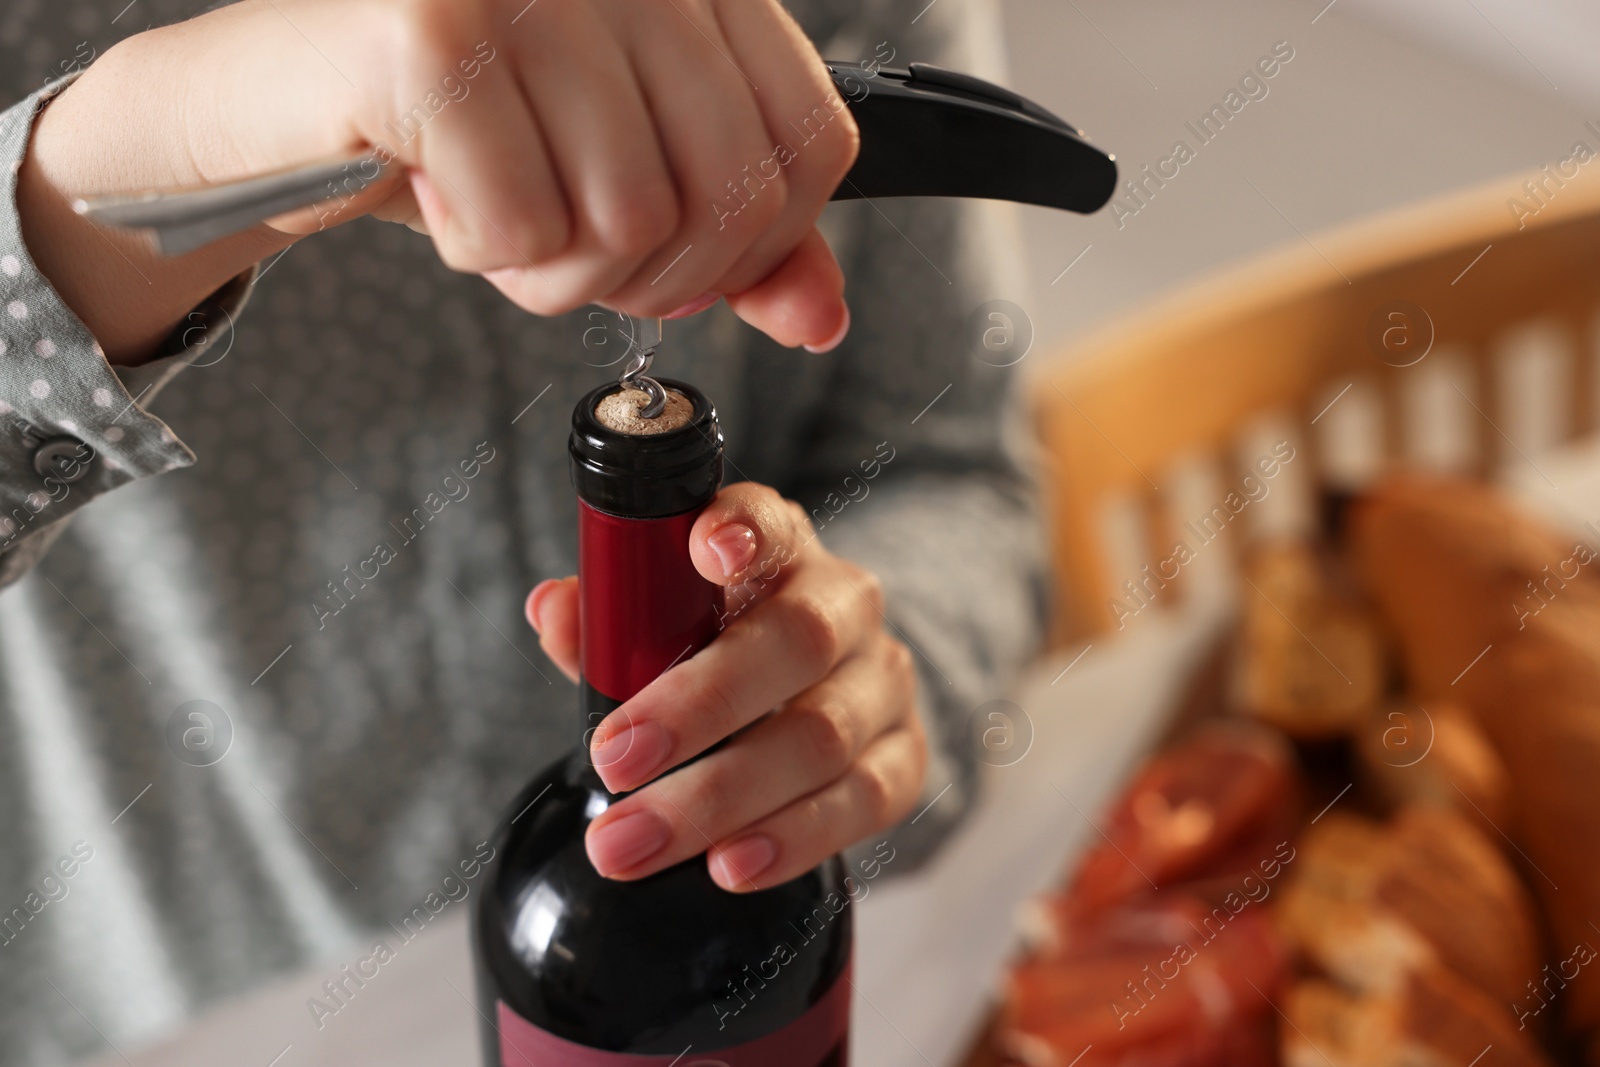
[473,379,854,1066]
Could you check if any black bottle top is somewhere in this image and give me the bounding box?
[569,379,724,519]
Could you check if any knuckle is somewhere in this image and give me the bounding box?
[783,594,841,673]
[392,0,479,71]
[741,172,788,230]
[768,171,793,219]
[706,126,788,232]
[596,182,679,259]
[741,486,799,552]
[696,672,743,735]
[854,761,896,825]
[514,212,570,265]
[886,638,915,685]
[796,792,829,834]
[852,566,885,615]
[786,500,816,542]
[906,734,930,804]
[820,113,862,180]
[741,481,784,510]
[433,237,487,275]
[791,700,855,778]
[491,224,560,272]
[684,769,738,826]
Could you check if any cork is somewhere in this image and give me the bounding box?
[594,387,693,435]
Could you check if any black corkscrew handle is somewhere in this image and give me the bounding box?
[75,61,1117,256]
[827,62,1118,214]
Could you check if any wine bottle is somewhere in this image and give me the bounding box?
[472,379,854,1066]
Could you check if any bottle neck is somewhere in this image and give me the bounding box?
[575,501,722,744]
[576,680,623,783]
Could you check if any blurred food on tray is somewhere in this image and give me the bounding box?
[978,474,1600,1067]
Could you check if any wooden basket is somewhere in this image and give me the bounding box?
[1034,162,1600,643]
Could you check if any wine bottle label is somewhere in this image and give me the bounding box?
[496,962,851,1066]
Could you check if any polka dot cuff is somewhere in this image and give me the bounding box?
[0,75,254,575]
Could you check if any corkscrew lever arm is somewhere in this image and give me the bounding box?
[826,62,1117,213]
[74,62,1117,256]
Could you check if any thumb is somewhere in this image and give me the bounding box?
[525,577,580,683]
[722,226,851,352]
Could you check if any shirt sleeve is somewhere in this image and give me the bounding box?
[0,76,257,589]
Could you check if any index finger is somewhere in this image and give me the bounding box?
[589,554,878,794]
[700,0,859,297]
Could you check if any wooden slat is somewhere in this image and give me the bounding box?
[1036,163,1600,642]
[1562,304,1594,441]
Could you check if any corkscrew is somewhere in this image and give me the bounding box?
[617,317,668,420]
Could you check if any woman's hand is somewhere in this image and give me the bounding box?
[20,0,858,361]
[524,482,927,892]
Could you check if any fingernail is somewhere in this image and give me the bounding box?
[664,292,720,320]
[587,810,671,876]
[803,304,850,354]
[707,524,757,579]
[709,835,778,889]
[591,720,673,792]
[526,579,561,633]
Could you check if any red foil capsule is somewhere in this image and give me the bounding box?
[578,500,722,703]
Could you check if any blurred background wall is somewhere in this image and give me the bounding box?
[996,0,1594,361]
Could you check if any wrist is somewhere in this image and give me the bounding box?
[16,29,298,364]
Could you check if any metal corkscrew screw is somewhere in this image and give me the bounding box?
[618,317,667,420]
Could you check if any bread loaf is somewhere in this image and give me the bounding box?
[1279,808,1540,1006]
[1350,476,1600,1036]
[1349,475,1592,694]
[1279,813,1435,996]
[1283,968,1553,1067]
[1378,806,1542,1007]
[1450,607,1600,1035]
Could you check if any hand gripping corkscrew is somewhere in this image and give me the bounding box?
[73,62,1118,421]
